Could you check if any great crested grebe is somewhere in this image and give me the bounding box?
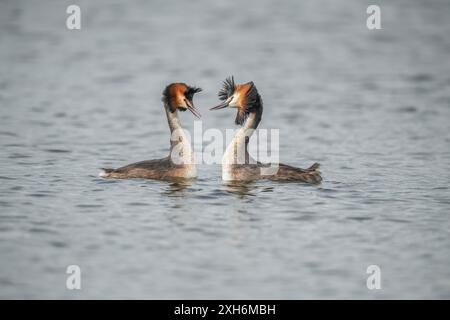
[100,83,202,180]
[210,76,322,183]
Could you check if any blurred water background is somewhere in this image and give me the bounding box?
[0,0,449,298]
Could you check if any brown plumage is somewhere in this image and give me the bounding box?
[100,83,201,180]
[228,162,322,183]
[100,157,196,180]
[211,76,322,183]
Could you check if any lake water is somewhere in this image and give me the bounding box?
[0,0,449,299]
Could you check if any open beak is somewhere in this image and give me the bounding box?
[210,98,230,110]
[185,99,201,118]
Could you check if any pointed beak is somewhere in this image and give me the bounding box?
[210,99,230,110]
[185,99,201,118]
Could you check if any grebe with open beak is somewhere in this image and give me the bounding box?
[210,76,322,183]
[100,83,202,180]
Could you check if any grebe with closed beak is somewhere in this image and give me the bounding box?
[210,76,322,183]
[100,83,202,180]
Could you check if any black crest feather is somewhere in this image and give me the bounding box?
[243,82,261,113]
[218,76,235,101]
[185,86,202,101]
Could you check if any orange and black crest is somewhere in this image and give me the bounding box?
[236,81,263,125]
[162,83,202,112]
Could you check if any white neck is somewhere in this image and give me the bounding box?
[222,112,258,179]
[165,106,195,167]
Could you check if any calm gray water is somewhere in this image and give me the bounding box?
[1,0,449,299]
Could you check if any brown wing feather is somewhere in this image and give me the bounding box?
[229,162,322,183]
[269,162,322,183]
[101,157,190,180]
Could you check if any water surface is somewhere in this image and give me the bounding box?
[0,0,449,298]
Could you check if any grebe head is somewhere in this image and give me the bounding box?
[162,83,202,118]
[210,76,262,125]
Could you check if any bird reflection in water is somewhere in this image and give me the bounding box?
[162,178,194,197]
[223,181,259,199]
